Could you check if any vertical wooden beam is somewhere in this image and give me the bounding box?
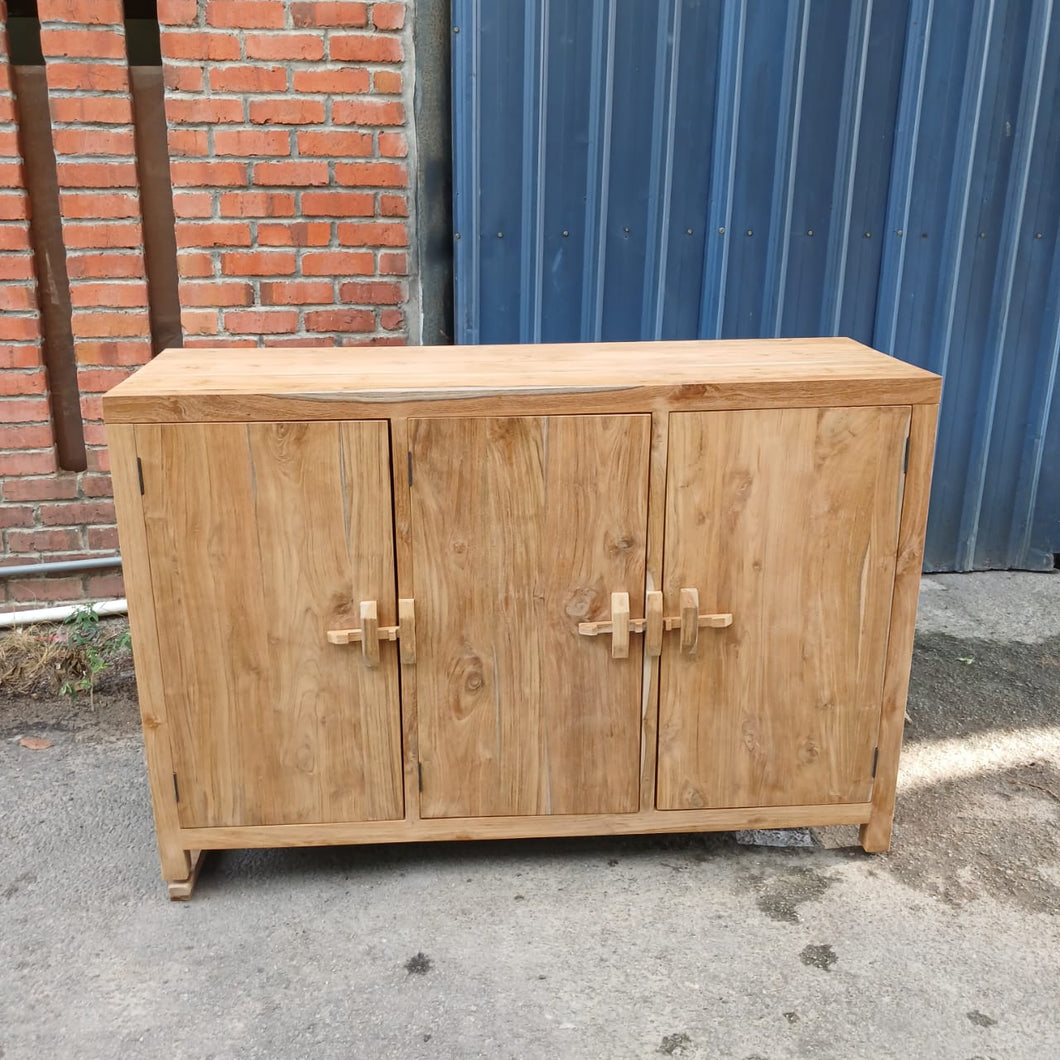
[9,61,85,470]
[861,403,939,852]
[109,423,192,882]
[639,409,669,812]
[128,64,182,355]
[390,417,420,823]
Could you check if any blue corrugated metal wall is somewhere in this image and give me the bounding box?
[451,0,1060,573]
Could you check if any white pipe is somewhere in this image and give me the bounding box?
[0,597,128,629]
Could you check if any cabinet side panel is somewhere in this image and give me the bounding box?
[138,421,403,828]
[657,406,909,809]
[861,403,939,851]
[412,415,651,817]
[108,423,191,881]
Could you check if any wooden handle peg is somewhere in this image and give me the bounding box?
[645,590,664,657]
[680,587,700,655]
[611,592,630,659]
[360,599,380,668]
[398,597,416,665]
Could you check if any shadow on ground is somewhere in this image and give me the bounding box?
[2,626,1057,917]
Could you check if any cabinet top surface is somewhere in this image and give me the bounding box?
[103,338,941,422]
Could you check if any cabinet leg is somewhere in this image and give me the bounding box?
[165,849,205,901]
[158,841,193,881]
[858,814,893,853]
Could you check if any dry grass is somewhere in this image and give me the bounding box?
[0,619,131,697]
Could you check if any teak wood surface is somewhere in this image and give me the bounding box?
[102,338,941,897]
[136,421,404,828]
[410,415,650,818]
[656,407,909,810]
[103,338,940,422]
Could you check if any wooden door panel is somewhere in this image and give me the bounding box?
[656,406,909,809]
[411,415,650,818]
[138,421,403,828]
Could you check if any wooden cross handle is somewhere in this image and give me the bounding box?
[577,591,665,657]
[668,587,732,655]
[326,598,417,667]
[577,588,731,658]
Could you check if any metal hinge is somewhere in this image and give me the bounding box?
[137,456,145,495]
[418,761,423,792]
[172,772,180,802]
[407,450,413,487]
[871,747,879,779]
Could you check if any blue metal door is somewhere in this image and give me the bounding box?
[451,0,1060,572]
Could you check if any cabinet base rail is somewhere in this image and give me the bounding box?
[162,803,875,898]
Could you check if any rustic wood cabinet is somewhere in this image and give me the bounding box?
[104,338,940,898]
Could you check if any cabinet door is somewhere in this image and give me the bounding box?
[656,406,909,810]
[410,415,651,818]
[137,421,403,828]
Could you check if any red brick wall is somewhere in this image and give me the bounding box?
[0,2,143,609]
[0,6,41,428]
[1,0,123,610]
[39,0,152,377]
[0,0,416,611]
[0,0,52,605]
[158,0,411,348]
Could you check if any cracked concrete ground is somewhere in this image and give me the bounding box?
[1,572,1058,1059]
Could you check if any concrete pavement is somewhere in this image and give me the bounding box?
[1,572,1058,1059]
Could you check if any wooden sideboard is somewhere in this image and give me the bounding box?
[104,338,941,898]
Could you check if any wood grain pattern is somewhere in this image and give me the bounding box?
[656,406,910,810]
[177,802,873,850]
[861,402,939,851]
[103,338,941,422]
[388,417,421,824]
[107,423,192,882]
[638,410,669,809]
[104,385,940,425]
[411,415,651,818]
[136,420,403,828]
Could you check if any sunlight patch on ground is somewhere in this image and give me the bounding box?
[898,727,1060,791]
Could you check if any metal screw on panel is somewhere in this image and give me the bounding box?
[807,229,814,236]
[979,231,986,238]
[562,230,569,237]
[453,26,460,33]
[746,229,753,236]
[454,232,461,240]
[864,232,871,238]
[686,228,693,235]
[623,226,630,233]
[718,226,726,234]
[1036,232,1043,239]
[896,229,903,236]
[497,232,503,238]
